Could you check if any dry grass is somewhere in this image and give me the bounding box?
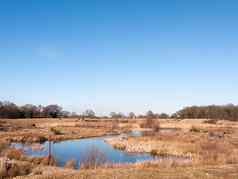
[107,118,238,167]
[13,164,238,179]
[0,118,123,143]
[0,158,33,178]
[194,139,238,165]
[0,118,238,178]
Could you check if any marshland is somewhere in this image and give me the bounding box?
[1,1,238,178]
[0,103,238,178]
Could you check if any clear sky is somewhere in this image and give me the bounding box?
[0,0,238,115]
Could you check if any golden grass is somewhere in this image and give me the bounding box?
[0,118,238,178]
[107,118,238,167]
[13,165,238,179]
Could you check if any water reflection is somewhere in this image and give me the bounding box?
[12,136,153,168]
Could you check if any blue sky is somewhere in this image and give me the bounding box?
[0,0,238,115]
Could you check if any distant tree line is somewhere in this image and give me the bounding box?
[174,104,238,121]
[0,101,171,120]
[108,111,170,119]
[137,111,170,119]
[0,101,69,119]
[1,101,237,121]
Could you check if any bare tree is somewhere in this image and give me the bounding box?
[146,110,155,119]
[83,109,95,118]
[0,101,21,119]
[20,104,39,118]
[43,105,63,118]
[110,112,117,119]
[129,112,136,119]
[110,112,125,119]
[159,113,170,119]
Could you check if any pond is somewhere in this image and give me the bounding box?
[12,136,154,168]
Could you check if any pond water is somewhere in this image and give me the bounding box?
[12,129,188,168]
[12,136,154,168]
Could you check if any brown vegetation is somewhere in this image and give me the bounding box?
[0,117,237,178]
[140,118,160,132]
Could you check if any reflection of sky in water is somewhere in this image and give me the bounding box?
[12,136,154,168]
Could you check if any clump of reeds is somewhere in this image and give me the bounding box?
[113,143,126,150]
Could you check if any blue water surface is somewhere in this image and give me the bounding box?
[12,136,154,167]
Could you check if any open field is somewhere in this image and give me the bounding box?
[0,118,238,178]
